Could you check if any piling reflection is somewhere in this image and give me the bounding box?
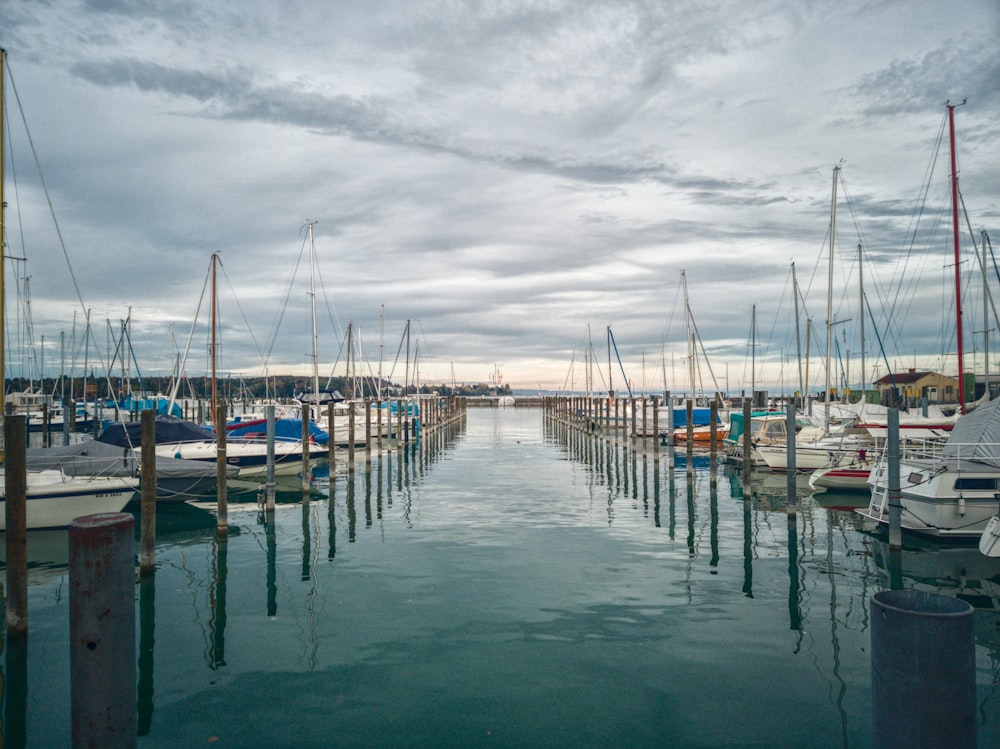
[209,538,227,669]
[137,576,155,736]
[3,632,27,749]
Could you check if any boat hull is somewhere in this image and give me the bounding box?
[0,474,138,530]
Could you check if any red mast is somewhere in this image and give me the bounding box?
[949,104,965,414]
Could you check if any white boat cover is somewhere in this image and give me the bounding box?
[942,397,1000,467]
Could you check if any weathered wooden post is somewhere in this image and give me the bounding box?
[140,409,157,576]
[5,414,28,636]
[785,404,796,513]
[349,403,357,469]
[887,408,901,550]
[69,512,136,748]
[216,400,228,537]
[301,402,311,493]
[327,401,336,468]
[365,398,372,464]
[742,398,752,485]
[709,398,718,485]
[265,404,276,512]
[652,396,660,465]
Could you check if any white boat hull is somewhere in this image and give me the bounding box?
[0,470,138,530]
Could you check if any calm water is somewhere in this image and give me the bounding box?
[4,407,1000,747]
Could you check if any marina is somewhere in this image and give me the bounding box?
[3,405,1000,747]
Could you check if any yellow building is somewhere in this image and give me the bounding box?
[873,369,960,408]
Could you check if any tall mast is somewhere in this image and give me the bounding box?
[984,229,990,398]
[606,325,613,398]
[404,319,410,396]
[378,303,384,399]
[792,262,803,407]
[948,103,965,413]
[682,270,695,400]
[751,304,756,397]
[211,252,218,421]
[346,322,353,400]
[586,323,593,398]
[306,222,320,402]
[0,49,5,410]
[858,243,866,407]
[825,165,839,433]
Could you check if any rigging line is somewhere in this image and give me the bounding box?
[960,194,1000,340]
[763,263,795,375]
[607,327,632,398]
[217,257,266,363]
[685,302,724,396]
[262,229,308,364]
[884,111,948,341]
[167,255,212,414]
[864,290,900,406]
[5,61,111,377]
[311,238,345,356]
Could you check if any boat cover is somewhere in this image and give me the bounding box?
[97,414,214,447]
[226,418,329,445]
[942,397,1000,467]
[26,438,232,478]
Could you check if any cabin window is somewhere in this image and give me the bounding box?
[953,477,1000,492]
[763,422,785,439]
[907,472,924,484]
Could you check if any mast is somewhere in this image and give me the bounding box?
[378,303,384,399]
[984,229,990,398]
[751,304,756,398]
[682,270,695,401]
[825,165,839,433]
[306,222,320,402]
[0,49,5,411]
[948,103,965,413]
[792,262,803,407]
[606,325,613,399]
[858,243,866,407]
[404,319,410,396]
[346,322,353,400]
[210,252,219,422]
[586,324,593,398]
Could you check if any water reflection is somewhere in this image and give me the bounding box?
[3,632,27,749]
[137,576,155,736]
[7,410,1000,746]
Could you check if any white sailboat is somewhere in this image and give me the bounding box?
[858,105,998,539]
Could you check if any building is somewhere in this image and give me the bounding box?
[873,369,961,408]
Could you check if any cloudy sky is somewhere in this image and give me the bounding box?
[2,0,998,395]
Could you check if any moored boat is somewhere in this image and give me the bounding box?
[0,468,138,530]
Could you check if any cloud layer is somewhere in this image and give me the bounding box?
[1,0,998,394]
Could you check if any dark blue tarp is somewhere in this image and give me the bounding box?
[98,414,213,447]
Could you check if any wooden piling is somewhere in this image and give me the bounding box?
[4,414,28,636]
[215,401,228,537]
[349,404,356,468]
[742,399,752,485]
[69,512,136,748]
[301,403,311,493]
[786,405,796,513]
[686,399,694,457]
[887,408,901,550]
[265,404,276,512]
[140,409,156,576]
[365,399,372,464]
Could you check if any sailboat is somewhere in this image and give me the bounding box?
[0,49,138,528]
[859,104,999,539]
